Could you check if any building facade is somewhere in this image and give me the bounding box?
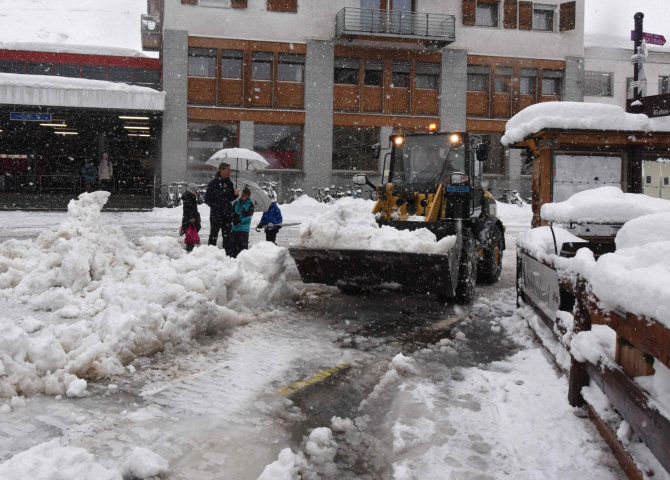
[151,0,585,201]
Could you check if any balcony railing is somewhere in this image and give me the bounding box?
[335,8,455,44]
[141,14,161,51]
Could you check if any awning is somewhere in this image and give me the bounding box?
[0,72,165,112]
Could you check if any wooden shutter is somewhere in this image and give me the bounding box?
[462,0,476,26]
[232,0,247,7]
[559,1,576,32]
[267,0,298,13]
[181,0,197,4]
[518,1,532,30]
[503,0,517,29]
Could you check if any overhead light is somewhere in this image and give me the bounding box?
[54,131,78,136]
[128,133,151,137]
[40,123,68,127]
[119,115,150,120]
[123,126,150,130]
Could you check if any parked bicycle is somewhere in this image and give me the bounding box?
[259,181,277,201]
[287,187,303,203]
[166,182,187,208]
[497,189,525,207]
[312,186,336,204]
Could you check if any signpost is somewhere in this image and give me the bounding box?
[10,112,52,122]
[626,93,670,118]
[630,31,667,46]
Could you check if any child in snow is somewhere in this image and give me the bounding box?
[179,183,202,252]
[256,192,283,244]
[230,187,254,257]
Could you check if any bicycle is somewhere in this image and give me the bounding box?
[287,188,303,203]
[497,189,524,207]
[166,182,187,208]
[312,186,335,204]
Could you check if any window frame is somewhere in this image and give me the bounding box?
[221,49,244,79]
[332,126,380,172]
[334,57,360,85]
[584,71,613,97]
[415,62,440,90]
[532,3,555,32]
[475,0,499,28]
[188,47,217,78]
[252,51,274,81]
[253,123,304,170]
[277,53,305,83]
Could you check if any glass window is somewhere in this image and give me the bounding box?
[494,67,512,93]
[332,127,379,171]
[659,76,670,95]
[135,69,160,89]
[541,70,563,96]
[392,61,411,88]
[253,124,303,169]
[200,0,231,6]
[188,48,217,77]
[364,59,383,87]
[520,68,537,95]
[109,66,134,83]
[416,62,440,90]
[334,57,360,85]
[476,1,498,27]
[467,73,488,92]
[187,122,238,166]
[584,71,612,97]
[55,64,81,78]
[0,60,24,73]
[26,62,53,75]
[82,65,107,80]
[533,4,555,31]
[221,49,243,79]
[478,133,505,175]
[252,51,273,80]
[277,53,304,82]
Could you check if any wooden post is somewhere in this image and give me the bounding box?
[567,281,591,407]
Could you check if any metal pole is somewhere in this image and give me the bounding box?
[633,12,644,103]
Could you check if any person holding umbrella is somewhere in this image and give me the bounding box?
[205,162,239,254]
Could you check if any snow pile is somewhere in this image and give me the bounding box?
[516,226,584,262]
[257,448,299,480]
[0,192,294,398]
[0,439,121,480]
[120,446,169,479]
[541,186,670,224]
[295,198,457,254]
[501,102,670,146]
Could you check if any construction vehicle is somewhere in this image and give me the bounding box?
[288,129,505,304]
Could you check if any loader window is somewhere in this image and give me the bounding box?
[392,134,465,185]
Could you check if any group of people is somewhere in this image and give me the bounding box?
[179,162,283,256]
[81,153,114,193]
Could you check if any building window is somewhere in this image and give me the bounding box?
[533,4,555,31]
[55,64,81,78]
[135,69,160,89]
[254,124,303,169]
[659,76,670,94]
[277,53,304,82]
[541,70,563,96]
[467,65,490,92]
[0,60,24,73]
[109,66,134,84]
[478,133,505,175]
[221,49,243,79]
[334,57,360,85]
[332,127,379,171]
[26,62,53,75]
[364,59,383,87]
[82,65,107,80]
[416,62,440,90]
[392,61,411,88]
[252,51,273,80]
[188,48,217,77]
[200,0,231,7]
[267,0,297,13]
[520,68,537,95]
[494,67,512,93]
[187,122,238,167]
[476,0,499,27]
[584,71,612,97]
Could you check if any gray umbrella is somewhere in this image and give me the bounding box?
[239,180,273,212]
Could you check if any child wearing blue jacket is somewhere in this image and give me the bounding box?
[230,187,254,258]
[256,192,283,244]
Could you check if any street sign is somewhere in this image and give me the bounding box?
[626,93,670,117]
[10,112,52,122]
[630,30,667,46]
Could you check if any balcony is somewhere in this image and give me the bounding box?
[335,8,455,47]
[141,14,161,52]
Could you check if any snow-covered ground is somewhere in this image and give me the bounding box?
[0,194,656,479]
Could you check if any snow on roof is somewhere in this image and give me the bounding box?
[502,102,670,146]
[0,72,165,111]
[0,42,149,58]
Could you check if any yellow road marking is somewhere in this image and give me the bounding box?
[280,364,349,396]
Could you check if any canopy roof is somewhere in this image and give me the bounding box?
[0,72,164,112]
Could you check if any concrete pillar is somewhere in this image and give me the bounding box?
[303,40,334,190]
[160,29,189,187]
[564,56,585,102]
[239,121,254,150]
[440,49,468,133]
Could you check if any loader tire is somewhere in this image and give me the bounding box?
[455,233,477,305]
[478,226,503,284]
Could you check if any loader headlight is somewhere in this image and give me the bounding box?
[449,133,462,145]
[394,136,404,146]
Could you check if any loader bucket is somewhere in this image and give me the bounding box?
[288,246,460,298]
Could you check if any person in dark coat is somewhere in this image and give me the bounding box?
[179,183,202,252]
[256,192,283,244]
[204,162,238,254]
[230,187,254,258]
[81,159,98,193]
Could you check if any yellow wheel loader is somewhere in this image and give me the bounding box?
[289,131,505,304]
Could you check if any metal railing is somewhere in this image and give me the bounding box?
[335,8,455,42]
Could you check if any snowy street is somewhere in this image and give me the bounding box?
[0,196,629,479]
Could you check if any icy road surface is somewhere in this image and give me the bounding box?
[0,200,628,479]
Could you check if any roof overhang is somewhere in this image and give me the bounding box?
[0,72,165,112]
